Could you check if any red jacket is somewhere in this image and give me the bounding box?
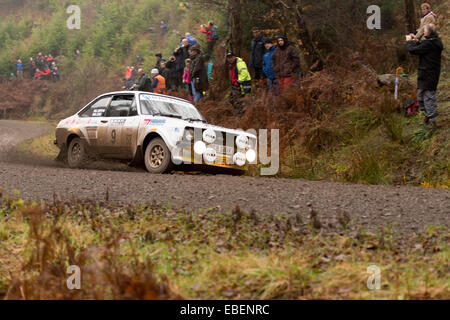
[200,25,214,42]
[228,61,239,86]
[125,68,132,79]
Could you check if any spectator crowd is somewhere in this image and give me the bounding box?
[11,52,61,82]
[124,21,303,115]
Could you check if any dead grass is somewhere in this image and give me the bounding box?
[0,190,448,300]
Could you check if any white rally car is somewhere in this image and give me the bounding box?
[55,91,257,174]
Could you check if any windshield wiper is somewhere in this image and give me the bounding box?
[184,117,207,123]
[154,112,183,119]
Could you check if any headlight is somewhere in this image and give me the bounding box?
[233,152,246,167]
[203,148,217,163]
[236,135,249,149]
[246,149,257,163]
[194,141,207,155]
[184,128,194,141]
[203,128,216,144]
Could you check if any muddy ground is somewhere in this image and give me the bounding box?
[0,120,448,234]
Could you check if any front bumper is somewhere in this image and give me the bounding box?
[173,141,248,171]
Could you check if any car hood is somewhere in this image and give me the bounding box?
[182,121,257,139]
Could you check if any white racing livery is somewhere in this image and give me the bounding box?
[55,91,257,174]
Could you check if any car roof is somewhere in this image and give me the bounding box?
[99,91,192,105]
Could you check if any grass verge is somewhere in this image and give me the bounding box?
[0,190,448,300]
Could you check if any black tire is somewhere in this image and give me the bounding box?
[67,138,88,169]
[144,138,173,174]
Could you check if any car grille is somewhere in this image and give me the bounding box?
[210,144,234,156]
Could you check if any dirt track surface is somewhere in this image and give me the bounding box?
[0,120,449,234]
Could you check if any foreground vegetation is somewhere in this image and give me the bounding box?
[0,190,448,300]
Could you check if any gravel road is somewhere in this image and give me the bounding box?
[0,120,448,234]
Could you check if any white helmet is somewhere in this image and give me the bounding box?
[151,69,159,75]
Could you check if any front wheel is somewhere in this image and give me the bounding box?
[67,138,88,168]
[144,138,173,174]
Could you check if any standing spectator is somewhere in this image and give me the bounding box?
[160,21,168,36]
[16,59,23,80]
[29,58,36,78]
[124,66,135,90]
[51,64,60,82]
[36,52,45,70]
[135,68,152,92]
[183,58,194,102]
[200,21,218,60]
[271,35,300,89]
[226,52,252,115]
[406,24,443,129]
[166,53,181,90]
[185,33,198,46]
[262,39,278,91]
[159,61,171,89]
[47,54,54,64]
[249,27,268,80]
[174,39,191,66]
[136,53,144,67]
[174,39,191,87]
[189,45,209,102]
[75,49,81,60]
[151,69,167,94]
[155,53,164,73]
[415,3,437,41]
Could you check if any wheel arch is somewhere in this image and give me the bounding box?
[67,133,81,147]
[142,132,165,153]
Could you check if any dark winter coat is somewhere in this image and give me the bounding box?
[249,35,268,69]
[271,36,300,78]
[136,74,152,92]
[189,53,209,91]
[160,68,171,87]
[174,45,190,71]
[406,33,444,91]
[165,60,180,88]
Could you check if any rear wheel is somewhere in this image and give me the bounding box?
[144,138,173,174]
[67,138,87,168]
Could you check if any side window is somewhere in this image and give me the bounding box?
[79,97,111,118]
[106,95,135,117]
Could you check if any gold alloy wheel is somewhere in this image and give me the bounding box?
[150,145,165,168]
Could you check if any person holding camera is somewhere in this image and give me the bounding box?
[173,39,191,89]
[406,24,443,129]
[200,21,218,60]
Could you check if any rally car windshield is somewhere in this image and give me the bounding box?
[140,94,206,122]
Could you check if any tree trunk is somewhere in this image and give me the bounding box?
[227,0,242,57]
[404,0,417,34]
[280,0,325,72]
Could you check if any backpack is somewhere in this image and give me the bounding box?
[402,99,419,118]
[211,27,219,41]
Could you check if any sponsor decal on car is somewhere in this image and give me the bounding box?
[143,119,166,127]
[109,119,127,127]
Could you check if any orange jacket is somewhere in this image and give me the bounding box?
[153,75,166,93]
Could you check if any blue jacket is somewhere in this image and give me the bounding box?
[262,46,276,80]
